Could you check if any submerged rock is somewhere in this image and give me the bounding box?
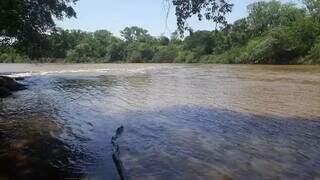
[0,76,27,91]
[13,77,25,81]
[0,87,12,98]
[0,76,27,98]
[111,125,127,180]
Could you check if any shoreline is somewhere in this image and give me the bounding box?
[0,61,319,65]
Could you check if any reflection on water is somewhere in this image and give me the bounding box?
[0,64,319,179]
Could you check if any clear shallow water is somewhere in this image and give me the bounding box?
[0,64,319,180]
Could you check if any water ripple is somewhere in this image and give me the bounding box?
[0,64,319,179]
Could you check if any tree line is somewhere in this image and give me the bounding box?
[0,0,319,64]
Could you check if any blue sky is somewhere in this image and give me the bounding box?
[56,0,295,37]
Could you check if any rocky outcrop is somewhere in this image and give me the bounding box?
[0,76,27,98]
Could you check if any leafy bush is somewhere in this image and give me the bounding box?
[287,17,320,55]
[1,1,320,65]
[307,42,320,64]
[246,36,279,64]
[205,47,244,64]
[0,47,28,63]
[152,46,177,63]
[126,50,143,63]
[125,43,154,63]
[240,28,300,64]
[199,55,215,63]
[185,52,200,63]
[105,41,126,62]
[174,51,188,63]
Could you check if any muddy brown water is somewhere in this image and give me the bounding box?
[0,64,319,180]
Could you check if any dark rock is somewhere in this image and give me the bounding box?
[0,87,12,98]
[0,76,27,99]
[13,77,25,81]
[0,76,27,92]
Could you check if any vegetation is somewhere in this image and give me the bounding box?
[171,0,233,32]
[0,0,320,64]
[0,0,78,59]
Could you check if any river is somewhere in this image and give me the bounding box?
[0,64,319,180]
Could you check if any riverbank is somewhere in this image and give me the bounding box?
[0,58,319,65]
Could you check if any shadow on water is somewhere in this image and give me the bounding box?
[0,76,121,180]
[2,104,317,179]
[115,106,320,180]
[0,113,87,179]
[0,65,319,179]
[0,74,154,180]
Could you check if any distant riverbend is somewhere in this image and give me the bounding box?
[0,64,319,180]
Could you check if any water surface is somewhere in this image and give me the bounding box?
[0,64,319,180]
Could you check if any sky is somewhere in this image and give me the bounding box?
[56,0,296,37]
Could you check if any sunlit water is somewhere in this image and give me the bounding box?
[0,64,319,180]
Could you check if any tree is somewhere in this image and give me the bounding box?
[125,42,155,62]
[307,41,320,64]
[1,0,319,65]
[228,18,251,46]
[0,0,78,58]
[153,46,178,63]
[48,28,74,58]
[303,0,320,21]
[120,26,152,43]
[247,0,305,36]
[106,39,127,62]
[94,30,113,45]
[287,17,320,55]
[183,31,215,55]
[171,0,233,33]
[158,36,170,46]
[92,30,114,58]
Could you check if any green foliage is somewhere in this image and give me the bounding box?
[126,50,143,63]
[174,51,188,63]
[183,31,214,54]
[0,47,28,63]
[66,43,92,63]
[125,42,154,63]
[158,36,170,46]
[203,47,245,64]
[185,52,200,63]
[0,0,77,58]
[172,0,233,33]
[242,28,299,64]
[105,40,126,62]
[227,18,251,46]
[204,1,320,65]
[120,26,152,43]
[307,41,320,64]
[303,0,320,21]
[247,0,305,35]
[248,37,282,64]
[287,17,320,55]
[1,0,320,65]
[152,46,177,63]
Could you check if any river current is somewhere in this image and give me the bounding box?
[0,64,319,180]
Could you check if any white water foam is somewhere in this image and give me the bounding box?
[7,67,161,78]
